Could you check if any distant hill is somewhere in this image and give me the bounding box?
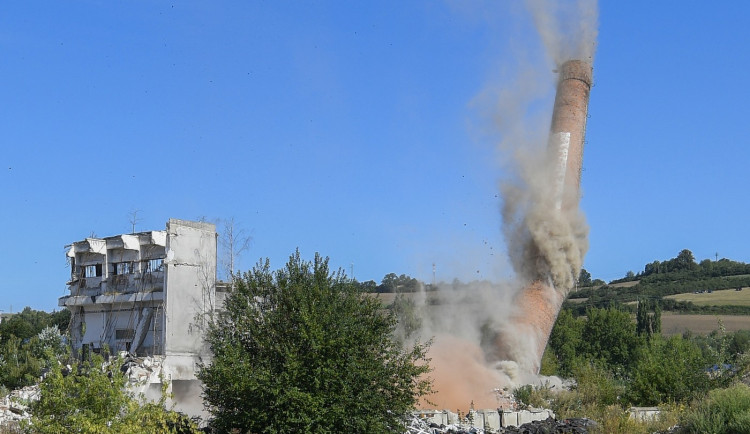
[566,249,750,315]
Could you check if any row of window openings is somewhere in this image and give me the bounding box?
[76,259,164,278]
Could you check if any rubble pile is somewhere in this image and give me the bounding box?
[0,385,40,429]
[493,388,520,411]
[406,415,596,434]
[120,353,164,386]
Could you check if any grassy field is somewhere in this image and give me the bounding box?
[609,280,640,288]
[661,312,750,336]
[664,287,750,306]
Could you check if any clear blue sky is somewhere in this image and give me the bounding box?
[2,2,749,312]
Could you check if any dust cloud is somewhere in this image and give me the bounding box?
[408,0,598,412]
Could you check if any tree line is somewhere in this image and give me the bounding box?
[568,249,750,315]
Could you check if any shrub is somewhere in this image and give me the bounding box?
[681,383,750,434]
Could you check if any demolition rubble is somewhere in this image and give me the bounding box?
[406,412,596,434]
[406,388,587,434]
[0,385,39,430]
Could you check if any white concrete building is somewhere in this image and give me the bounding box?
[59,218,221,417]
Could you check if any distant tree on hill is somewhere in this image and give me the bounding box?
[578,268,592,287]
[676,249,698,271]
[642,249,704,277]
[357,279,378,293]
[377,273,421,293]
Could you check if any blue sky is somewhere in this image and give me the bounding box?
[2,1,749,312]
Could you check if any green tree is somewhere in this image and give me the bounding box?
[578,268,592,287]
[546,309,584,377]
[199,251,432,433]
[0,335,43,390]
[25,354,199,433]
[390,293,422,342]
[579,307,641,373]
[676,249,697,271]
[380,272,399,292]
[636,298,661,339]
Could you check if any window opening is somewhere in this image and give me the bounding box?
[147,258,164,272]
[112,262,134,275]
[84,264,103,278]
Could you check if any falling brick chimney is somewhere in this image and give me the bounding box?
[549,59,593,211]
[508,60,593,374]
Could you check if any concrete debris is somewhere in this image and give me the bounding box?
[0,385,40,429]
[406,415,595,434]
[494,388,521,411]
[120,352,164,386]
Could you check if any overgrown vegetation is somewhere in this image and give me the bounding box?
[0,308,69,390]
[534,301,750,433]
[24,353,199,433]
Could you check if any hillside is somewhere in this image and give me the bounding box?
[565,250,750,315]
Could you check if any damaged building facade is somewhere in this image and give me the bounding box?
[58,218,224,417]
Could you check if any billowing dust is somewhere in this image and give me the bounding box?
[408,0,598,412]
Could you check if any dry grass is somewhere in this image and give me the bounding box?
[661,312,750,336]
[664,287,750,306]
[609,280,640,288]
[566,297,589,303]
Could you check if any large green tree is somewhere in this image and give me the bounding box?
[198,251,432,433]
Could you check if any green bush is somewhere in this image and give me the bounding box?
[628,335,710,405]
[681,383,750,433]
[24,354,199,433]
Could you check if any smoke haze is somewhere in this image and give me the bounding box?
[410,0,598,412]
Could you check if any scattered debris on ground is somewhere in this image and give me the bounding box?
[0,385,40,430]
[406,412,596,434]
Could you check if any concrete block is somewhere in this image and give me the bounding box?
[479,409,501,431]
[502,410,518,427]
